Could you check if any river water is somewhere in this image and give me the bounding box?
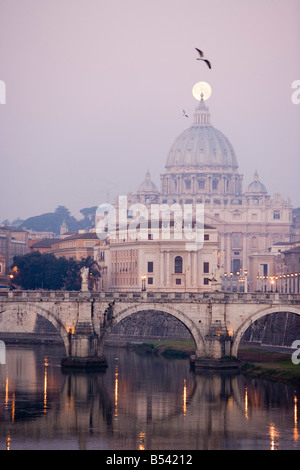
[0,343,300,451]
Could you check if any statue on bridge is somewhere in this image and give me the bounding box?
[80,267,89,292]
[209,267,223,291]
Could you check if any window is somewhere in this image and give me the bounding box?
[185,179,191,190]
[204,234,209,241]
[232,259,241,275]
[174,256,183,273]
[212,179,218,190]
[204,278,210,285]
[198,179,205,190]
[176,278,182,285]
[261,264,268,276]
[203,262,209,274]
[148,277,153,285]
[273,211,280,220]
[233,235,241,248]
[147,261,153,273]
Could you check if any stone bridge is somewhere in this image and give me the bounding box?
[1,290,300,369]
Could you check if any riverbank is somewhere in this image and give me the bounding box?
[127,340,300,387]
[237,345,300,388]
[126,340,195,359]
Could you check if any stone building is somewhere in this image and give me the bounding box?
[126,93,293,291]
[94,221,219,292]
[0,226,28,275]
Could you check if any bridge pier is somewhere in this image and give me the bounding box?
[61,295,108,370]
[191,334,239,371]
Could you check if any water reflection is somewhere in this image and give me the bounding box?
[0,344,300,450]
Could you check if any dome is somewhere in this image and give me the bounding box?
[137,170,159,193]
[246,171,267,194]
[165,96,238,171]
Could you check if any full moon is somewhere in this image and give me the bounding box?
[192,82,212,101]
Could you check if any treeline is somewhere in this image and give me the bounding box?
[15,205,97,235]
[11,252,99,291]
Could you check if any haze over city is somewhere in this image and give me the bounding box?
[0,0,299,222]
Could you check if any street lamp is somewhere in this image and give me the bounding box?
[141,275,146,291]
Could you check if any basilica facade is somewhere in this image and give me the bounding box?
[125,94,293,292]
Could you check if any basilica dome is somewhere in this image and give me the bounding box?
[137,170,159,193]
[246,171,267,194]
[165,96,238,171]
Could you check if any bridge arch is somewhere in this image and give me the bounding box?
[0,303,70,354]
[232,305,300,357]
[110,303,206,356]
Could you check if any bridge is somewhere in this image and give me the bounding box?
[1,290,300,370]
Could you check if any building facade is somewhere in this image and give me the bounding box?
[94,222,219,292]
[0,227,28,274]
[125,94,293,291]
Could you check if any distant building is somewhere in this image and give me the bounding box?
[50,232,100,261]
[94,221,220,292]
[122,94,293,291]
[30,238,60,254]
[0,226,28,273]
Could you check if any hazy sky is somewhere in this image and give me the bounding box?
[0,0,299,222]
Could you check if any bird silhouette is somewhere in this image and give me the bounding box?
[195,48,211,69]
[183,109,189,118]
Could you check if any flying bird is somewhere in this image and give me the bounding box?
[195,48,211,69]
[183,109,189,118]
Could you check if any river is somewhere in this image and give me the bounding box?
[0,343,300,451]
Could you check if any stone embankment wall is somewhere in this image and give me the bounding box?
[109,310,192,341]
[110,310,300,348]
[243,312,300,347]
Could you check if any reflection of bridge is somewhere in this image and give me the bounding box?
[0,346,298,450]
[1,290,300,369]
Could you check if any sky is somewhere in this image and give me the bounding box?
[0,0,299,222]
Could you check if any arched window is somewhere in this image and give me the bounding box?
[174,256,183,273]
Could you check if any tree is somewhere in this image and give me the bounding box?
[12,252,82,290]
[11,253,101,291]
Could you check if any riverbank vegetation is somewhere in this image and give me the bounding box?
[128,340,300,387]
[128,340,195,359]
[238,347,300,387]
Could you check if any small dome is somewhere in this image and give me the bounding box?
[165,96,238,171]
[246,171,267,194]
[137,170,159,193]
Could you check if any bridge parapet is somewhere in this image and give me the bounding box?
[1,290,300,304]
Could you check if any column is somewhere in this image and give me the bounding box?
[166,251,170,288]
[160,251,165,287]
[193,251,197,287]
